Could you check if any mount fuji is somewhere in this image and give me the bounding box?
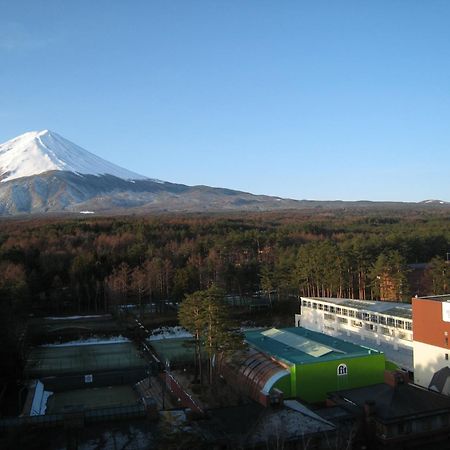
[0,130,150,183]
[0,130,447,216]
[0,130,304,215]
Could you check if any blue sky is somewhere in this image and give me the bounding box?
[1,1,449,202]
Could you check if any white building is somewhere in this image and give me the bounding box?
[295,297,413,372]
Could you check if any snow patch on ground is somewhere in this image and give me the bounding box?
[30,380,53,416]
[148,326,192,341]
[42,335,129,347]
[44,314,110,320]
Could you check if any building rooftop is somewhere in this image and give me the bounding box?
[303,297,412,319]
[329,383,450,423]
[415,294,450,303]
[244,327,382,367]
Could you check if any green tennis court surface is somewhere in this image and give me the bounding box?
[46,385,139,413]
[26,342,147,377]
[150,338,194,364]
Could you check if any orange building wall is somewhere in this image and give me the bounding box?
[412,298,450,348]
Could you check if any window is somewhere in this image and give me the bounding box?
[348,310,355,317]
[341,308,348,316]
[398,331,409,340]
[336,307,341,314]
[387,317,395,327]
[379,316,386,325]
[324,304,329,312]
[318,304,324,310]
[307,301,311,307]
[445,354,448,361]
[405,321,412,330]
[324,313,335,322]
[312,302,317,309]
[370,314,378,323]
[302,300,308,306]
[330,306,335,313]
[396,320,404,329]
[338,317,348,324]
[356,312,363,319]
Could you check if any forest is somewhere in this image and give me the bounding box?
[0,210,449,316]
[0,209,449,386]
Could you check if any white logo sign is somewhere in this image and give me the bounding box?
[337,364,348,376]
[84,374,93,383]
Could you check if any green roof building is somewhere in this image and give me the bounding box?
[243,327,386,403]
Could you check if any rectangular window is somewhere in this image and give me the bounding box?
[370,315,378,323]
[324,304,329,312]
[312,302,317,309]
[445,354,448,361]
[405,321,412,330]
[348,310,356,317]
[318,304,324,310]
[329,306,335,313]
[379,316,386,325]
[324,313,335,321]
[336,307,341,315]
[341,308,348,316]
[396,320,404,329]
[387,317,395,327]
[302,300,308,306]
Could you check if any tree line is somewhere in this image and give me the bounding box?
[0,211,448,319]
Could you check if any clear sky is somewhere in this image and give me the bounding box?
[1,1,449,202]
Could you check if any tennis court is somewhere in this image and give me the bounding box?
[150,338,195,364]
[26,342,147,377]
[46,385,139,414]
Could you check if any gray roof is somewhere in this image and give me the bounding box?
[429,366,450,393]
[329,383,450,423]
[416,294,450,303]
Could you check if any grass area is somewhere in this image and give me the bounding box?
[46,385,139,413]
[26,342,147,377]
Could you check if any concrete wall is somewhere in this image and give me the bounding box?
[413,340,450,388]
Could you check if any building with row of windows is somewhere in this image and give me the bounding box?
[295,297,413,372]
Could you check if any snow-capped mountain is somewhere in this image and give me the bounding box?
[0,130,448,216]
[0,130,149,182]
[0,130,307,215]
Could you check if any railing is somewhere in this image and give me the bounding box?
[162,372,204,414]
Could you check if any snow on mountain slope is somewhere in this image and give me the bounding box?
[0,130,151,182]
